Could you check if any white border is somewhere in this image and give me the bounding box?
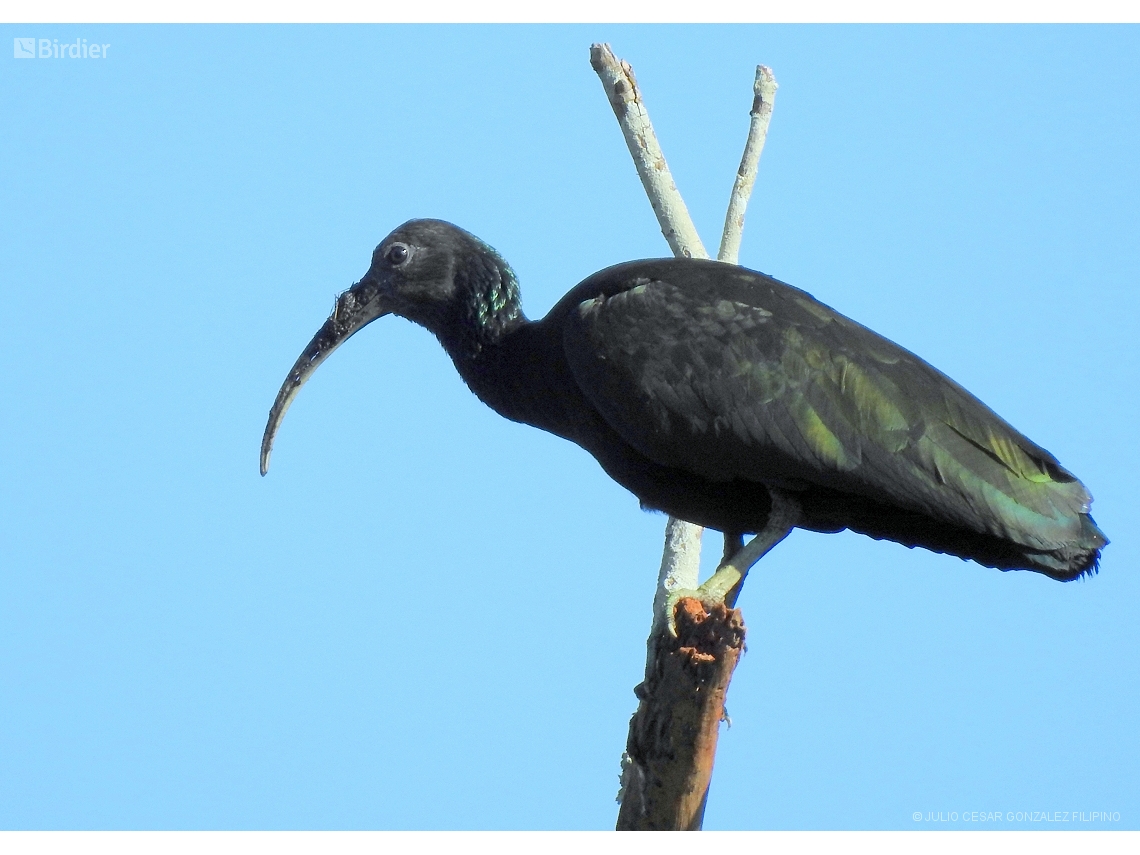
[3,1,1140,24]
[1,831,1140,854]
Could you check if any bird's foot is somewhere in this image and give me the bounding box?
[660,491,801,637]
[662,564,746,637]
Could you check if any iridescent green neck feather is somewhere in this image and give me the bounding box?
[454,235,524,355]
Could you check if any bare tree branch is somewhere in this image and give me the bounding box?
[589,44,710,262]
[719,65,778,265]
[589,43,705,627]
[591,43,778,831]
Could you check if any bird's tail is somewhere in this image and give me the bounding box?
[799,488,1108,582]
[1028,513,1109,581]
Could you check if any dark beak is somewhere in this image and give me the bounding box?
[260,279,388,475]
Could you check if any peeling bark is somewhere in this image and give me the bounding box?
[616,599,746,831]
[591,42,777,831]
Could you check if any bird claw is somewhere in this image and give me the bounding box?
[663,588,703,638]
[662,566,744,637]
[659,498,800,636]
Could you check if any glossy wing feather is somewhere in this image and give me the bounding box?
[560,260,1094,552]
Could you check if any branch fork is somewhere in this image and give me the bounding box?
[590,42,779,830]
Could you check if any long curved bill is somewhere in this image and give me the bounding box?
[260,282,387,475]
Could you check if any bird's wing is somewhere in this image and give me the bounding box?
[560,260,1092,550]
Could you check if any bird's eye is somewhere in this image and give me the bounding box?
[385,243,410,266]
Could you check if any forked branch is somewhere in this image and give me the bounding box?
[590,43,779,830]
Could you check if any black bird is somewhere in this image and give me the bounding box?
[262,219,1106,593]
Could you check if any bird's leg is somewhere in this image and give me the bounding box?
[664,490,800,636]
[722,532,745,565]
[721,531,746,607]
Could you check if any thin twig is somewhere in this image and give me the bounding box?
[718,66,778,265]
[589,44,709,261]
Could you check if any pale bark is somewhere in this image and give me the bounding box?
[589,44,706,617]
[591,44,780,831]
[719,65,778,266]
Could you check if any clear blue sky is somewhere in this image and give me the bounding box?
[1,25,1137,831]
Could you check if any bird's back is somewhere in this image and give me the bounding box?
[549,258,1106,579]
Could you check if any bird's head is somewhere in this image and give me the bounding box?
[260,219,521,475]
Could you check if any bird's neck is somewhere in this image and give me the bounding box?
[433,248,590,437]
[427,248,540,422]
[440,312,530,409]
[442,316,587,438]
[449,239,525,357]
